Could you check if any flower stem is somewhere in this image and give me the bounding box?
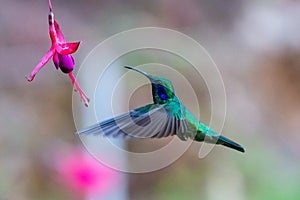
[48,0,53,11]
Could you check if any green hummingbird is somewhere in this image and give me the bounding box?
[77,66,245,153]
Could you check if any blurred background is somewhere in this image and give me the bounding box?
[1,0,300,199]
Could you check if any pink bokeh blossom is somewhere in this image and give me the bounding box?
[54,148,120,197]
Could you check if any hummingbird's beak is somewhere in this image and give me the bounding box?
[124,66,152,80]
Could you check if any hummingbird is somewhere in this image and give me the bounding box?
[77,66,245,153]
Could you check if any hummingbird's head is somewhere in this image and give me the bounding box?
[124,66,175,104]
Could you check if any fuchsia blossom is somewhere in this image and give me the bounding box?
[27,0,89,107]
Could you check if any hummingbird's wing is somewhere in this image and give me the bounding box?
[77,103,193,139]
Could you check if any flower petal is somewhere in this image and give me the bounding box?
[54,20,65,42]
[53,53,60,70]
[26,46,56,81]
[56,42,80,55]
[57,54,74,73]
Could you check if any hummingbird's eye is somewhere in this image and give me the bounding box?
[156,80,162,85]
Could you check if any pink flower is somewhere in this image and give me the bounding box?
[26,0,89,107]
[55,148,119,197]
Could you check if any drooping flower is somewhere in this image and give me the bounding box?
[26,0,89,107]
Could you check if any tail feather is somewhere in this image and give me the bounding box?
[217,135,245,153]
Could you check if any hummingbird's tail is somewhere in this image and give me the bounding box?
[216,135,245,153]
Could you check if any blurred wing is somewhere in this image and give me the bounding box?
[77,103,192,140]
